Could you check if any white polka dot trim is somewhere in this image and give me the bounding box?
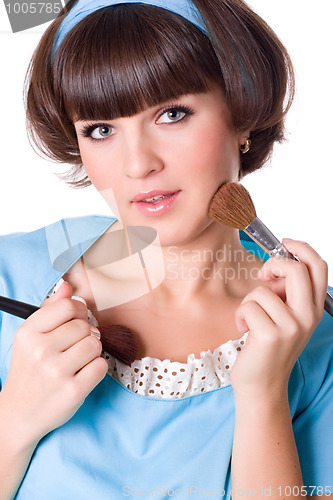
[103,333,248,399]
[48,279,248,399]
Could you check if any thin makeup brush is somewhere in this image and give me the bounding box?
[0,295,137,366]
[209,181,333,317]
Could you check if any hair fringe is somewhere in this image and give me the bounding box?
[24,0,295,186]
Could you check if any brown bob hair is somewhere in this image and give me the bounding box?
[25,0,295,187]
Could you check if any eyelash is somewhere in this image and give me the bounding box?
[80,122,111,140]
[157,104,194,123]
[80,105,194,142]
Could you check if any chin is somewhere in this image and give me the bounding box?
[120,203,212,247]
[157,220,214,248]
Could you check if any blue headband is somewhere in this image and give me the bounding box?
[52,0,207,62]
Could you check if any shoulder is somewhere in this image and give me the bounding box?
[289,291,333,407]
[298,289,333,385]
[0,215,116,385]
[288,287,333,415]
[0,215,116,303]
[288,294,333,490]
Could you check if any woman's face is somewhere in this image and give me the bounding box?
[74,84,247,246]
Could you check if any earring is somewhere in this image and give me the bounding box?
[240,138,251,154]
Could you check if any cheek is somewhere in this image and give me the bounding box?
[187,126,240,180]
[79,146,125,217]
[79,144,117,191]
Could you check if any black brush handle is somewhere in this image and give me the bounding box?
[0,296,40,319]
[0,295,139,366]
[324,293,333,317]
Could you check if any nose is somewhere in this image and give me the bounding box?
[121,133,164,179]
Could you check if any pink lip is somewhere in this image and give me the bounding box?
[132,190,177,203]
[132,190,181,216]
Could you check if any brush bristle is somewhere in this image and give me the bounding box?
[99,325,137,366]
[208,182,256,230]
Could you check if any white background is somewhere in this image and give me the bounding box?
[0,1,332,281]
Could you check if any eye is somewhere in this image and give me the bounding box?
[156,105,194,125]
[79,123,115,141]
[90,125,114,140]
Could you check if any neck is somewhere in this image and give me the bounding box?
[157,223,260,305]
[73,221,262,313]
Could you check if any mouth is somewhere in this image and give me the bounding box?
[132,190,181,216]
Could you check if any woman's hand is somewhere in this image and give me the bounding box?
[1,282,108,447]
[231,239,328,400]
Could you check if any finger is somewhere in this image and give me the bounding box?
[234,314,250,336]
[24,297,88,333]
[258,256,314,318]
[48,318,92,352]
[74,356,108,395]
[270,277,286,303]
[235,300,275,337]
[239,286,293,327]
[40,281,73,306]
[64,336,104,375]
[282,238,328,311]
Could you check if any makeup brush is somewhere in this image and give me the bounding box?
[0,295,137,366]
[209,181,333,317]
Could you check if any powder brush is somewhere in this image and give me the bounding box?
[0,295,137,366]
[209,181,333,317]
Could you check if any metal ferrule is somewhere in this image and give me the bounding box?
[244,217,294,260]
[244,218,333,318]
[90,327,101,340]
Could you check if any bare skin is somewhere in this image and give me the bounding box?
[64,221,267,362]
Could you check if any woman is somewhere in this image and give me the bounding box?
[0,1,332,498]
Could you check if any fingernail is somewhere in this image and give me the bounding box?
[282,238,293,244]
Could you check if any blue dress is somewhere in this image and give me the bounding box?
[0,215,332,499]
